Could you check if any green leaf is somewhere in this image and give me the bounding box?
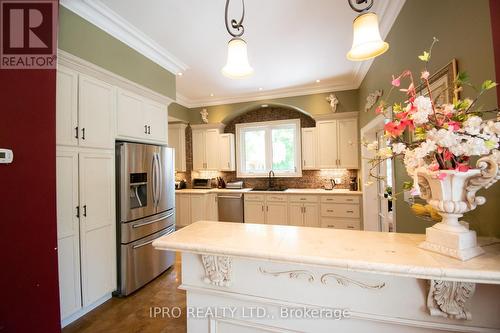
[403,181,413,190]
[418,51,430,62]
[456,71,469,86]
[481,80,498,91]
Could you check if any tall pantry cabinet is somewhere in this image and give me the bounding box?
[56,65,116,324]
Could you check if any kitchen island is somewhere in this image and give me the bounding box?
[153,221,500,333]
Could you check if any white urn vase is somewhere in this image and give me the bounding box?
[416,156,500,261]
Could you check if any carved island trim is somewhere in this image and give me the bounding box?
[320,273,386,290]
[427,279,475,320]
[201,255,232,287]
[258,267,315,283]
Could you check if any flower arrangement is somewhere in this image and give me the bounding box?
[366,38,499,197]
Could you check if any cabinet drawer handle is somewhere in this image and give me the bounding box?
[300,198,306,201]
[346,210,354,213]
[147,125,151,134]
[76,206,80,218]
[326,198,333,201]
[347,226,355,229]
[144,125,148,134]
[346,199,354,202]
[81,128,85,140]
[74,127,79,139]
[83,205,87,217]
[327,225,335,228]
[326,209,334,212]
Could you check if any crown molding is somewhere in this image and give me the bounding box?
[60,0,189,75]
[58,49,174,105]
[176,82,359,109]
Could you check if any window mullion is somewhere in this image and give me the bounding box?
[266,126,272,172]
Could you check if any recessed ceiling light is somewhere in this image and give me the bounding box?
[258,87,263,91]
[210,93,214,97]
[316,79,321,83]
[177,72,183,76]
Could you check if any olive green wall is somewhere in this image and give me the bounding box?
[358,0,499,236]
[58,6,176,99]
[168,103,195,123]
[188,90,359,124]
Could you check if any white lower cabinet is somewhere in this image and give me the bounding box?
[244,194,288,225]
[243,200,265,223]
[56,147,115,323]
[266,201,288,225]
[288,196,320,227]
[175,192,218,227]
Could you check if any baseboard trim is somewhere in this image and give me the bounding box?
[61,293,112,328]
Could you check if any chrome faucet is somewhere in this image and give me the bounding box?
[268,170,275,189]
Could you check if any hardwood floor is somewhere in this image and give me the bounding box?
[63,253,186,333]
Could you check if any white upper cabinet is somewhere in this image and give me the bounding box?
[144,99,167,142]
[78,75,115,149]
[191,124,226,171]
[337,118,359,169]
[168,123,187,172]
[301,128,317,170]
[116,89,144,139]
[219,133,235,171]
[312,114,359,169]
[316,120,339,169]
[56,67,78,147]
[116,88,168,144]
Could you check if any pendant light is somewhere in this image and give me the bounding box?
[346,0,389,61]
[222,0,254,78]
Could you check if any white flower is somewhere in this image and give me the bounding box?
[442,104,456,114]
[484,121,500,135]
[391,142,407,154]
[426,128,460,148]
[463,116,483,135]
[411,96,433,125]
[414,140,437,158]
[378,147,393,158]
[366,140,379,152]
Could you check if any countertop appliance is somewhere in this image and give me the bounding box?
[175,179,187,190]
[115,142,175,296]
[193,178,212,189]
[218,193,244,223]
[226,180,243,189]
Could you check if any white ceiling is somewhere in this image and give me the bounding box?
[62,0,405,108]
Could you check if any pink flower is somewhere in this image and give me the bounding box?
[428,163,440,171]
[437,173,447,180]
[446,121,461,131]
[375,106,383,114]
[421,71,430,80]
[391,75,401,87]
[384,121,406,137]
[456,164,470,172]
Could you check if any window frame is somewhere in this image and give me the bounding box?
[235,119,302,178]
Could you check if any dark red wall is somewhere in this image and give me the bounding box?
[491,0,500,106]
[0,7,61,333]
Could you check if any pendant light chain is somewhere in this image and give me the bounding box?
[347,0,373,13]
[225,0,246,38]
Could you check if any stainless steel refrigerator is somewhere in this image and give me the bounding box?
[115,142,175,296]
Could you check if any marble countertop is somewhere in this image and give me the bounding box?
[153,221,500,284]
[175,188,362,195]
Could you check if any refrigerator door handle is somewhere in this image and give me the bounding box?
[156,153,163,205]
[132,211,174,228]
[151,154,157,207]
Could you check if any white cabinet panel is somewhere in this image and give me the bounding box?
[219,133,235,171]
[78,75,114,149]
[317,120,338,168]
[338,118,359,168]
[206,193,218,221]
[244,201,265,224]
[192,130,206,170]
[56,149,81,319]
[116,89,144,139]
[168,124,187,171]
[205,129,220,170]
[301,128,317,170]
[144,100,167,143]
[266,202,287,225]
[190,194,207,223]
[79,151,115,306]
[303,203,320,227]
[288,203,304,227]
[56,67,78,146]
[177,195,191,227]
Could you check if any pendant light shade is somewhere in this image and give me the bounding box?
[222,37,254,79]
[347,12,389,61]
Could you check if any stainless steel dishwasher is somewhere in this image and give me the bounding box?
[217,193,244,222]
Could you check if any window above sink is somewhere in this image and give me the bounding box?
[236,119,302,178]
